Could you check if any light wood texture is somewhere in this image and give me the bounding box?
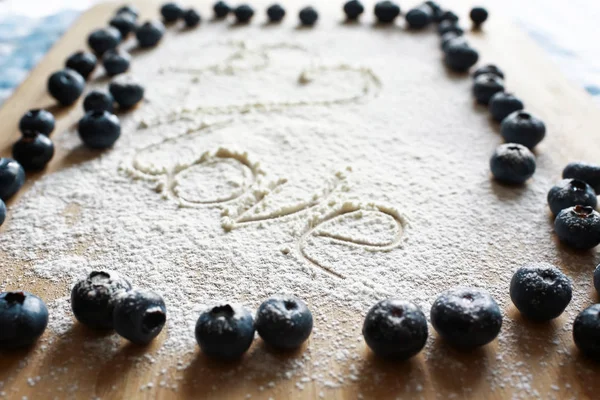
[1,1,600,399]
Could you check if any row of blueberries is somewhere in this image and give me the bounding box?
[2,264,600,361]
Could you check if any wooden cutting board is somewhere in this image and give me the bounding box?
[1,1,600,399]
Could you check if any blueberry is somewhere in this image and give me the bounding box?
[71,271,132,330]
[470,7,488,26]
[108,75,145,108]
[489,92,524,122]
[0,199,5,226]
[444,43,479,72]
[88,27,121,56]
[431,288,502,350]
[473,64,504,80]
[547,179,597,216]
[0,158,25,201]
[500,111,546,149]
[19,109,55,136]
[594,264,600,295]
[440,10,459,23]
[136,20,165,48]
[362,299,428,359]
[440,32,466,52]
[510,263,572,321]
[234,4,255,23]
[12,132,54,171]
[113,289,166,345]
[116,5,139,20]
[423,1,443,23]
[490,143,536,184]
[83,90,115,113]
[343,0,364,20]
[555,206,600,250]
[255,294,313,350]
[109,13,137,38]
[78,111,121,149]
[438,20,464,36]
[267,4,286,22]
[161,2,184,22]
[299,6,318,26]
[472,73,504,105]
[573,304,600,359]
[183,8,201,27]
[405,7,431,29]
[374,1,401,24]
[0,292,48,349]
[563,162,600,193]
[102,49,131,76]
[213,1,231,18]
[65,51,97,80]
[47,68,85,106]
[195,303,255,360]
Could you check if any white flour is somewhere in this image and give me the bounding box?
[1,2,598,398]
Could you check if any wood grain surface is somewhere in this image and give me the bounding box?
[1,1,600,399]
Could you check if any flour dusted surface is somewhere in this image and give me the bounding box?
[0,2,598,398]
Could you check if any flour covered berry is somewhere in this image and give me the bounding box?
[255,294,313,350]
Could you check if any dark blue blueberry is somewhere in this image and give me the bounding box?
[500,111,546,149]
[563,162,600,193]
[440,10,459,23]
[65,51,97,80]
[405,7,431,29]
[490,143,536,184]
[83,90,115,113]
[113,289,166,345]
[71,271,132,330]
[12,132,54,171]
[161,2,184,22]
[343,0,364,20]
[195,303,255,360]
[116,5,140,20]
[102,49,131,76]
[183,8,201,27]
[109,75,145,108]
[136,20,165,48]
[489,92,524,122]
[555,205,600,250]
[547,179,597,216]
[87,27,122,56]
[109,13,137,38]
[424,1,443,23]
[0,158,25,201]
[438,20,464,36]
[510,263,572,321]
[299,6,318,26]
[234,4,255,23]
[78,110,121,149]
[431,288,502,350]
[472,73,504,105]
[473,64,504,79]
[47,68,85,106]
[444,43,479,72]
[213,1,231,18]
[0,292,48,349]
[470,7,488,26]
[594,264,600,295]
[374,1,401,24]
[362,299,428,359]
[267,4,286,22]
[0,199,5,226]
[19,109,55,136]
[255,295,313,350]
[573,304,600,359]
[440,32,466,51]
